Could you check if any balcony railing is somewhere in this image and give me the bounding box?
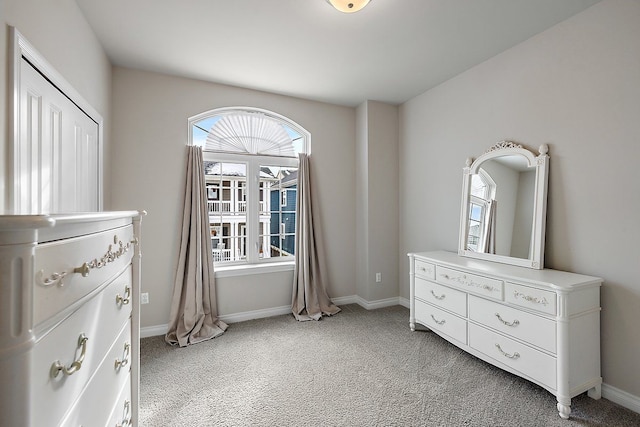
[213,248,233,262]
[210,200,265,214]
[208,200,231,213]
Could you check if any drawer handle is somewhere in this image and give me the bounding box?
[495,343,520,360]
[50,334,89,378]
[430,314,446,325]
[495,313,520,327]
[37,235,138,287]
[116,285,131,305]
[115,400,132,427]
[115,342,131,370]
[430,290,446,300]
[513,290,549,306]
[439,273,499,293]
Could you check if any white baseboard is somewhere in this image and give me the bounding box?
[331,295,358,305]
[399,296,410,309]
[140,305,293,338]
[354,295,402,310]
[219,305,291,324]
[141,324,168,338]
[602,383,640,415]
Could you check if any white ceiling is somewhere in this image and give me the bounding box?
[75,0,600,107]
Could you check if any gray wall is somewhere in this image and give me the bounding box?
[399,0,640,399]
[355,101,400,302]
[110,67,356,328]
[0,0,112,213]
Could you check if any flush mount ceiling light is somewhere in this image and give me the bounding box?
[326,0,371,13]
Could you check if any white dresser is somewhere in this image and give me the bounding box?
[409,250,602,419]
[0,211,144,427]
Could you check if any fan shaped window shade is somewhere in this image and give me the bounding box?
[191,110,305,158]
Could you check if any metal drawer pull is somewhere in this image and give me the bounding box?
[430,314,446,325]
[495,343,520,360]
[116,285,131,305]
[115,400,131,427]
[439,273,498,293]
[513,290,549,306]
[50,334,89,378]
[37,235,138,287]
[430,290,446,300]
[115,342,131,370]
[495,313,519,327]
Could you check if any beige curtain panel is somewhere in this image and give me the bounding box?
[166,146,228,347]
[292,153,341,321]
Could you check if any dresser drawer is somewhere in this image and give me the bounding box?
[34,224,135,325]
[469,323,556,390]
[109,378,134,427]
[415,277,467,316]
[414,259,435,280]
[415,300,467,345]
[436,266,503,300]
[506,282,557,315]
[60,323,132,426]
[468,295,556,353]
[32,268,132,427]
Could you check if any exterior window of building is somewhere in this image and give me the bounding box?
[190,107,309,266]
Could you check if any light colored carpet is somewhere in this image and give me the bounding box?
[140,304,639,426]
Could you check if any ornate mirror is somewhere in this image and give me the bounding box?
[458,141,549,269]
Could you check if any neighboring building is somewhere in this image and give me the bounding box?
[205,161,298,263]
[269,169,297,257]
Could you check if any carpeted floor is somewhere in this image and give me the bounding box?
[140,304,639,426]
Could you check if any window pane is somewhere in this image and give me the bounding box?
[470,174,487,199]
[205,162,247,263]
[260,165,298,259]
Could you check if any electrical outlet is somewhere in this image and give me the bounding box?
[141,292,149,304]
[375,273,382,283]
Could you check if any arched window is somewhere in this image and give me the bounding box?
[189,107,309,266]
[467,168,496,252]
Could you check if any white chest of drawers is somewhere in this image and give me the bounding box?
[0,211,144,427]
[409,251,602,419]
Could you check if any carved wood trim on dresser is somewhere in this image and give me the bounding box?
[408,250,602,420]
[0,211,144,426]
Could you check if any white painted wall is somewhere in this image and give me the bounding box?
[110,67,356,328]
[399,0,640,399]
[0,0,112,213]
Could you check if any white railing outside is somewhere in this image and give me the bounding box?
[237,201,265,213]
[208,200,231,213]
[213,248,232,262]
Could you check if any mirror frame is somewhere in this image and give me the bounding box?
[458,141,549,269]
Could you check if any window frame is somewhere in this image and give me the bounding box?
[466,169,496,252]
[189,107,310,271]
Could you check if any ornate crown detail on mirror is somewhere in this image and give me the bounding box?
[458,141,549,269]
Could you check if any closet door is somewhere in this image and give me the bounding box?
[16,58,99,213]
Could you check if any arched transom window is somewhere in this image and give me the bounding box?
[189,107,309,266]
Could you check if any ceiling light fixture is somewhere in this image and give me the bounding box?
[326,0,371,13]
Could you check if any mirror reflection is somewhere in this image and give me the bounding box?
[465,155,535,259]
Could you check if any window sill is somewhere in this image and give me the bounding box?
[214,261,295,278]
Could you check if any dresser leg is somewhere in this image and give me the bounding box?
[587,384,602,400]
[410,322,415,331]
[557,400,571,419]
